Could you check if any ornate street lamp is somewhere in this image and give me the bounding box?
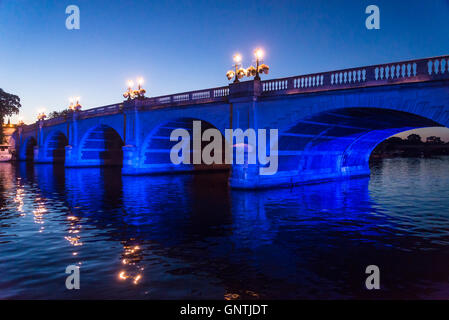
[248,48,269,81]
[74,97,82,111]
[226,49,269,83]
[123,78,146,100]
[135,78,146,99]
[226,54,247,83]
[69,97,82,111]
[123,80,134,101]
[37,112,46,121]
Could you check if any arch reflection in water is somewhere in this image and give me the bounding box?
[56,167,387,299]
[8,158,449,299]
[121,172,232,241]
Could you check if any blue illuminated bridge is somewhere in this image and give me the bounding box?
[15,55,449,189]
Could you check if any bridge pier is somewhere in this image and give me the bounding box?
[64,145,76,166]
[227,80,270,188]
[33,118,47,163]
[33,146,42,163]
[64,110,84,167]
[229,164,262,189]
[121,144,181,174]
[121,100,144,173]
[230,164,371,189]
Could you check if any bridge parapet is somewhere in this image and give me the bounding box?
[20,104,123,133]
[44,117,67,127]
[22,86,230,132]
[135,86,229,110]
[262,55,449,96]
[22,123,37,133]
[80,103,122,118]
[19,55,448,133]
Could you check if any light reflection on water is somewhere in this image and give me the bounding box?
[0,157,449,299]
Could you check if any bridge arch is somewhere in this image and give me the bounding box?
[78,124,124,166]
[44,130,68,163]
[277,107,444,184]
[138,117,230,174]
[20,136,37,161]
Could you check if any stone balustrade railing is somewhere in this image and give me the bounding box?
[137,86,230,111]
[21,55,448,132]
[262,55,449,95]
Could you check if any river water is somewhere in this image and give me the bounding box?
[0,157,449,299]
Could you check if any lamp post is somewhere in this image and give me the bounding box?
[227,53,246,83]
[123,80,134,101]
[73,97,82,111]
[136,78,146,98]
[254,48,263,81]
[68,98,74,111]
[233,54,242,83]
[123,78,146,100]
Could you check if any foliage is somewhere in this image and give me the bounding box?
[48,109,70,119]
[407,134,423,144]
[372,134,449,158]
[0,88,21,142]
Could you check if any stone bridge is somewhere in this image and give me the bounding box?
[15,55,449,188]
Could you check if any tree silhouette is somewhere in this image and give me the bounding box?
[386,137,404,145]
[407,134,422,144]
[48,109,70,119]
[0,89,21,142]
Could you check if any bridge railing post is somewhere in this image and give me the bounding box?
[416,59,429,77]
[287,78,294,90]
[63,109,79,167]
[365,66,375,82]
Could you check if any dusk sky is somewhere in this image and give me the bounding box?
[1,0,449,139]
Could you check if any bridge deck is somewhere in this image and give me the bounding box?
[22,55,449,132]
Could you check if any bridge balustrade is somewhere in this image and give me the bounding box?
[262,55,449,95]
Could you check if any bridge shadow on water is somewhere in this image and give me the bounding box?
[3,160,449,299]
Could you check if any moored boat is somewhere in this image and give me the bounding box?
[0,145,12,162]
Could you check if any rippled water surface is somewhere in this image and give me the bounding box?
[1,157,449,299]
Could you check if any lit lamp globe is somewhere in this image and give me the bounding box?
[74,97,82,111]
[233,54,242,64]
[68,98,74,111]
[123,80,134,100]
[254,48,264,60]
[37,111,46,121]
[253,48,268,80]
[228,53,243,83]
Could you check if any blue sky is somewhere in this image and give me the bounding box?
[1,0,449,139]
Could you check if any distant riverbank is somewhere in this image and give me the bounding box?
[372,135,449,159]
